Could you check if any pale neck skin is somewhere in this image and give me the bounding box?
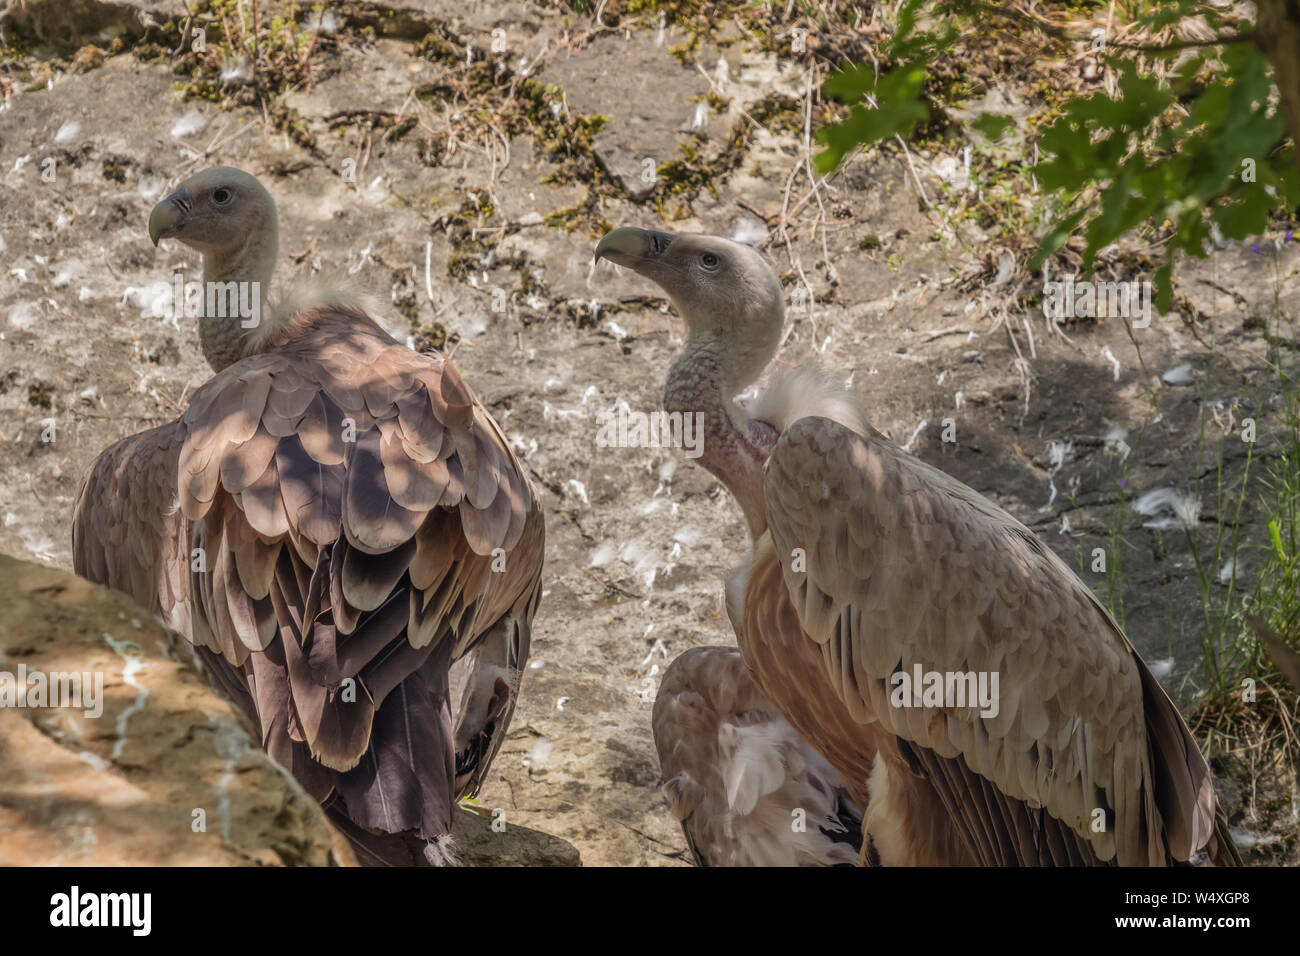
[665,328,779,539]
[197,219,278,372]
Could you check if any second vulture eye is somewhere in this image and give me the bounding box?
[701,253,719,268]
[212,188,233,205]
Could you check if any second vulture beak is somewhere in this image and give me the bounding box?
[148,189,191,246]
[594,226,677,270]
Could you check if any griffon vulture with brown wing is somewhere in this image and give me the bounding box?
[653,645,864,866]
[73,167,545,866]
[596,226,1240,867]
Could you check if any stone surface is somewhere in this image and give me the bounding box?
[452,805,582,866]
[0,553,348,866]
[0,554,584,866]
[1,0,185,46]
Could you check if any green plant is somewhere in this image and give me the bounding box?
[813,0,1300,311]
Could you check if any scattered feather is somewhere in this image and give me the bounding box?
[304,9,339,33]
[617,537,657,575]
[729,218,768,246]
[1218,557,1239,585]
[7,300,38,330]
[672,525,702,546]
[220,57,253,86]
[526,737,554,766]
[1104,426,1131,463]
[1147,657,1174,681]
[136,175,164,200]
[589,539,617,567]
[902,419,928,452]
[169,110,207,139]
[1100,345,1121,381]
[565,478,589,504]
[1133,487,1201,531]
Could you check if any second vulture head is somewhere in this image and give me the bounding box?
[594,227,785,367]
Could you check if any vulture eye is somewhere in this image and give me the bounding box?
[701,252,719,269]
[212,187,234,206]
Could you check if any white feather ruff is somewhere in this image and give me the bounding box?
[749,364,869,436]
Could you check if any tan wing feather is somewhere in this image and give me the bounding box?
[760,415,1232,866]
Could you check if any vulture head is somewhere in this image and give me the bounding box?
[146,166,369,372]
[594,226,867,539]
[149,166,278,262]
[596,226,797,536]
[595,227,784,391]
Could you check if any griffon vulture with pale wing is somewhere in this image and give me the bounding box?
[596,226,1240,867]
[73,167,544,866]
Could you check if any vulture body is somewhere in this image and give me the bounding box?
[653,645,864,866]
[74,168,544,865]
[596,226,1240,867]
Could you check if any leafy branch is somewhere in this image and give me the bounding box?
[813,0,1299,310]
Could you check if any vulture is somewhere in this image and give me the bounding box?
[653,645,864,866]
[595,226,1241,867]
[73,167,545,866]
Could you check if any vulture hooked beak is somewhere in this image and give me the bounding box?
[594,226,677,272]
[148,188,192,246]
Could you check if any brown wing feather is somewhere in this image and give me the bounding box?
[760,415,1235,866]
[73,423,191,637]
[74,309,544,857]
[652,645,865,866]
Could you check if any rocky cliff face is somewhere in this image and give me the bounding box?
[0,553,349,866]
[0,554,583,865]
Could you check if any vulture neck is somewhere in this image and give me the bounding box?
[666,330,778,540]
[198,221,278,372]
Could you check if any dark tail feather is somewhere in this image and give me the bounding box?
[451,611,531,798]
[1207,804,1243,866]
[321,795,446,866]
[332,641,456,854]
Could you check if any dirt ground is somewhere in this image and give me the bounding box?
[1,0,1297,864]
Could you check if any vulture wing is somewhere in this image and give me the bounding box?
[74,309,543,862]
[653,645,864,866]
[72,423,193,638]
[758,415,1238,866]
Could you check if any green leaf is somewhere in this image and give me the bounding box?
[1270,519,1288,563]
[1029,207,1086,271]
[971,112,1015,141]
[1213,191,1271,241]
[1154,259,1174,315]
[822,62,878,106]
[815,58,931,174]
